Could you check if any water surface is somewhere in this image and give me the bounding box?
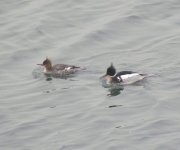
[1,0,180,150]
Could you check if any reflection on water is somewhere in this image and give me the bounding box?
[32,66,77,81]
[107,86,124,96]
[100,77,124,96]
[32,67,53,81]
[46,76,53,81]
[32,67,44,79]
[103,80,147,96]
[108,104,123,108]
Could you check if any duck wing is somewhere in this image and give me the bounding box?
[114,71,145,84]
[53,64,80,71]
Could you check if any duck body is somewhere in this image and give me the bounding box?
[44,64,80,76]
[112,71,145,85]
[101,64,146,86]
[38,58,83,77]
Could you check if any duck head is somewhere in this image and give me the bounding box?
[37,58,53,71]
[100,63,116,86]
[106,63,116,76]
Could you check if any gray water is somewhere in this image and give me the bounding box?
[1,0,180,150]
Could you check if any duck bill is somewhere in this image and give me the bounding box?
[37,64,43,66]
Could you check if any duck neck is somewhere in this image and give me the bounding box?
[45,63,53,71]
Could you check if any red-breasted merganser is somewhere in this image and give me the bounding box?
[101,63,146,85]
[37,58,83,77]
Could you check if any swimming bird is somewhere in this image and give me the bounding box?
[101,63,146,85]
[37,58,83,77]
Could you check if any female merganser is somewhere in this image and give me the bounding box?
[101,63,146,86]
[37,58,83,77]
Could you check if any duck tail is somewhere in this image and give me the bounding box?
[140,73,157,77]
[73,66,86,70]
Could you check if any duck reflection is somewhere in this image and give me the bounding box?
[108,86,124,96]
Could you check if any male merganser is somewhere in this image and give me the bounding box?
[37,58,83,77]
[101,63,146,86]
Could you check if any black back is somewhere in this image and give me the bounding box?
[115,71,135,76]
